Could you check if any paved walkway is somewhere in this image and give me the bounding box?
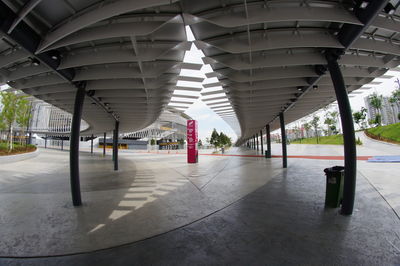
[0,149,282,257]
[0,134,399,265]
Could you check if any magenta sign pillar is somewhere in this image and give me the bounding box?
[187,120,198,163]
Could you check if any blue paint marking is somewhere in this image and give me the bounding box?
[367,156,400,163]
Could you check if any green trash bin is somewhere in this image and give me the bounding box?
[323,166,344,208]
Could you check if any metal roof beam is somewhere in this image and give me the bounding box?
[36,0,180,52]
[195,30,343,54]
[7,0,42,34]
[186,6,361,29]
[339,1,390,49]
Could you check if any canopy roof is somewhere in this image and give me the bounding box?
[0,0,399,140]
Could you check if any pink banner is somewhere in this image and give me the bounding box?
[187,120,198,163]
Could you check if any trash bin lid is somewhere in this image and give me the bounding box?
[324,166,345,173]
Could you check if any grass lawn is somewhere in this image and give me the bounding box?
[291,134,362,145]
[366,123,400,144]
[0,141,37,156]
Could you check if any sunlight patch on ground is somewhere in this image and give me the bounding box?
[88,171,190,232]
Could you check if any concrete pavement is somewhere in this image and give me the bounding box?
[0,133,399,264]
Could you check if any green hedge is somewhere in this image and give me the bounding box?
[0,141,37,156]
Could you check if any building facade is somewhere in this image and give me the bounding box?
[364,96,400,125]
[29,99,89,133]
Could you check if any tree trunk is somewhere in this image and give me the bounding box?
[8,125,13,152]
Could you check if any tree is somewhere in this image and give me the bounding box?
[324,117,334,136]
[16,98,30,145]
[369,93,383,126]
[353,107,367,129]
[329,111,339,133]
[0,117,5,131]
[392,89,400,102]
[0,91,19,151]
[218,132,225,147]
[209,129,231,149]
[310,116,320,143]
[302,122,311,138]
[210,128,219,149]
[324,111,338,135]
[218,132,232,147]
[198,139,203,148]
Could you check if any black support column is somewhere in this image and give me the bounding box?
[112,130,116,162]
[265,125,271,158]
[61,137,64,151]
[256,133,259,151]
[113,121,119,171]
[326,52,357,215]
[70,83,86,207]
[103,132,106,156]
[279,113,287,168]
[323,0,388,215]
[90,134,94,154]
[44,135,47,148]
[260,130,263,153]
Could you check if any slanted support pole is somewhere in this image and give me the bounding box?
[279,113,287,168]
[70,82,86,207]
[256,133,259,151]
[260,130,263,153]
[113,121,119,171]
[326,51,357,215]
[90,134,94,154]
[266,124,271,158]
[103,132,106,156]
[112,130,116,162]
